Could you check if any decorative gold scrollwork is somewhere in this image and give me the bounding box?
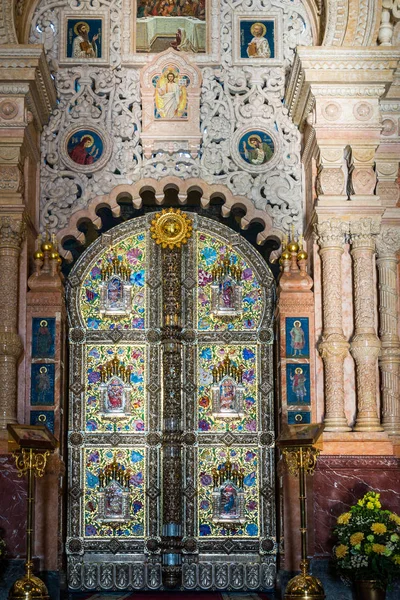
[13,449,50,478]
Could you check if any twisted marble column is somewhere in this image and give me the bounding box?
[0,216,25,433]
[315,219,351,431]
[350,218,383,432]
[376,227,400,436]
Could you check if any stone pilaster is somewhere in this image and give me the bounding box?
[315,219,351,432]
[0,216,25,433]
[376,226,400,437]
[350,218,383,432]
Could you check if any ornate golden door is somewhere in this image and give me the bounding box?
[66,212,276,590]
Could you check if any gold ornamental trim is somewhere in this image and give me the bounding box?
[150,208,193,249]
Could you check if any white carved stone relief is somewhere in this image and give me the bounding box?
[30,0,311,234]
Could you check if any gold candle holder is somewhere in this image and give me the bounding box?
[7,425,57,600]
[277,424,325,600]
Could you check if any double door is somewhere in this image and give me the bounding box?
[66,213,276,590]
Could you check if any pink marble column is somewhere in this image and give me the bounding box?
[350,218,383,432]
[315,219,351,431]
[0,216,25,435]
[376,226,400,437]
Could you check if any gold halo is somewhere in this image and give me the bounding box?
[248,134,262,147]
[39,366,48,374]
[81,134,94,147]
[250,22,267,37]
[293,320,301,327]
[150,208,193,249]
[74,21,90,35]
[295,367,303,374]
[40,319,48,327]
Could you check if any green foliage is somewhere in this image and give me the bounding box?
[333,492,400,586]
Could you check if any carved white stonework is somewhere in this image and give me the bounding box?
[30,0,312,234]
[140,50,202,158]
[376,226,400,437]
[379,1,400,46]
[350,218,383,432]
[315,219,351,432]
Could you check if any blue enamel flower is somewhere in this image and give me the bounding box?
[130,270,145,287]
[199,524,211,536]
[246,523,258,536]
[201,247,217,266]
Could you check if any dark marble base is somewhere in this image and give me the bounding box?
[279,560,400,600]
[0,560,60,600]
[1,560,398,599]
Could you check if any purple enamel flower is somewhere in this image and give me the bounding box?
[88,371,101,384]
[200,473,212,486]
[242,369,255,383]
[198,269,212,287]
[198,419,211,431]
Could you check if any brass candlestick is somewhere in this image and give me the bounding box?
[9,448,50,600]
[7,424,57,600]
[277,424,325,600]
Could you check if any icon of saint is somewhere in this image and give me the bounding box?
[242,134,273,165]
[220,378,235,411]
[290,320,305,356]
[155,71,187,119]
[68,134,97,165]
[35,366,51,404]
[107,277,123,308]
[72,21,99,59]
[221,484,237,515]
[290,367,306,403]
[246,22,271,58]
[107,378,124,410]
[219,279,234,309]
[36,320,52,356]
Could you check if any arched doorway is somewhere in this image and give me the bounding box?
[66,212,276,591]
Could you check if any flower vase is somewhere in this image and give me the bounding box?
[355,580,386,600]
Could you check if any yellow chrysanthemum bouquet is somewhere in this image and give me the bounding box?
[333,491,400,587]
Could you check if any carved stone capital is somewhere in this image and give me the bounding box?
[0,216,26,249]
[315,219,349,249]
[376,226,400,258]
[350,217,381,249]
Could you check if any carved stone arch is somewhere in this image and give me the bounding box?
[322,0,382,46]
[0,0,17,43]
[56,177,284,258]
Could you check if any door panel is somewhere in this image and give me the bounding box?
[67,213,276,590]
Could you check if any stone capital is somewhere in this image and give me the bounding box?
[0,46,56,131]
[315,219,349,249]
[285,47,400,129]
[376,226,400,258]
[0,215,26,249]
[349,217,381,248]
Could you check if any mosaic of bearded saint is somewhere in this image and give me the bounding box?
[155,70,188,119]
[72,21,99,59]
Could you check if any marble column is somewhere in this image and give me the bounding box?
[315,219,351,431]
[376,226,400,437]
[0,216,25,433]
[350,218,383,432]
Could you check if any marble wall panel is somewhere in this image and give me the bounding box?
[0,455,27,558]
[312,455,400,557]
